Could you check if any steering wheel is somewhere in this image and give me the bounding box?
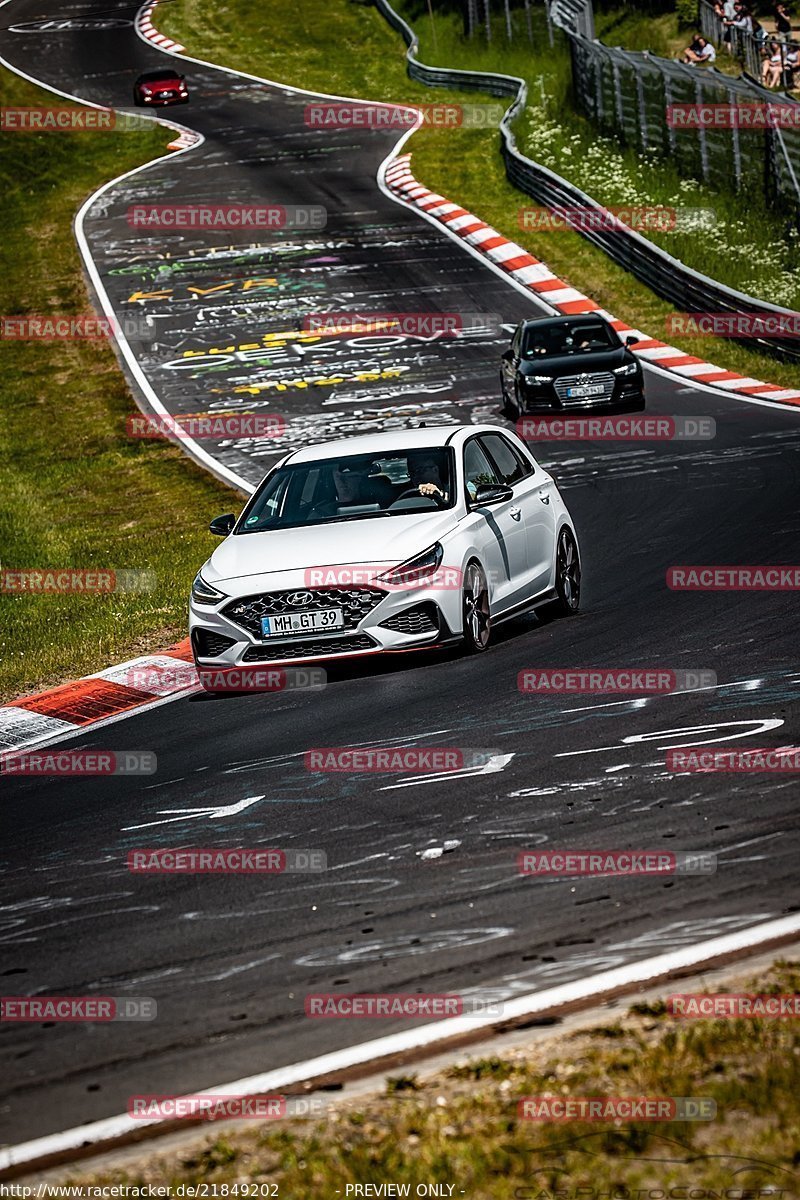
[394,486,447,507]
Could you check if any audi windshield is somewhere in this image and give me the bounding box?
[522,319,620,359]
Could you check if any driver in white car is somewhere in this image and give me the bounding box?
[408,452,448,503]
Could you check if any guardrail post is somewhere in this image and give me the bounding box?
[582,0,595,41]
[695,75,710,181]
[663,72,677,155]
[523,0,533,44]
[595,45,605,123]
[728,85,742,189]
[636,62,649,150]
[612,59,624,133]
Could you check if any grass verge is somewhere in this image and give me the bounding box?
[158,0,800,388]
[62,958,800,1194]
[0,69,238,702]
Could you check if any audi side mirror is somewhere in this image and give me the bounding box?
[209,513,236,536]
[625,334,639,347]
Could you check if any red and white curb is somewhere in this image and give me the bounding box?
[166,129,201,150]
[384,154,800,407]
[0,639,200,755]
[136,1,184,54]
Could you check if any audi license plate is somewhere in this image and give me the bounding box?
[261,609,344,637]
[566,383,605,398]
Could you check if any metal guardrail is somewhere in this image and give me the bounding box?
[376,0,800,362]
[549,0,594,41]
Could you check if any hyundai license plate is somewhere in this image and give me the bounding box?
[261,609,344,637]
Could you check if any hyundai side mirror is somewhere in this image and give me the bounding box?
[209,513,236,536]
[473,483,514,506]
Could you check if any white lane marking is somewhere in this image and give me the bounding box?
[380,753,515,790]
[555,718,785,757]
[2,912,798,1172]
[561,675,768,712]
[195,952,281,983]
[121,794,265,830]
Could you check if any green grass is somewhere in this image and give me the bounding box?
[65,959,800,1193]
[159,0,800,389]
[0,69,240,702]
[594,6,686,57]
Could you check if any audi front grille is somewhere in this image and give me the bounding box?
[553,371,615,407]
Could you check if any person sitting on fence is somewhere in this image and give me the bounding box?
[762,38,785,85]
[682,34,717,63]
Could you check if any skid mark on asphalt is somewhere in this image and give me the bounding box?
[458,914,777,1002]
[294,927,514,967]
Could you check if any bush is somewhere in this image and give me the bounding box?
[676,0,700,27]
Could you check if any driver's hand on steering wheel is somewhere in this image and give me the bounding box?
[419,482,447,501]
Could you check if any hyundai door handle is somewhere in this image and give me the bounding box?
[510,506,522,521]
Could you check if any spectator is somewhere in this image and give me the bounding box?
[683,34,717,63]
[722,2,744,47]
[784,40,800,84]
[775,3,793,37]
[762,38,785,84]
[683,30,704,56]
[725,3,755,35]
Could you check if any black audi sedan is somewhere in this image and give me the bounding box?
[500,314,645,418]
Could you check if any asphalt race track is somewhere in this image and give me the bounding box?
[1,0,800,1150]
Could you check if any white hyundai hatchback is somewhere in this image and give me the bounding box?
[189,425,580,686]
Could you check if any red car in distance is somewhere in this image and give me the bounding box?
[133,68,189,107]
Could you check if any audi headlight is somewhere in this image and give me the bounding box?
[377,543,443,587]
[527,375,553,385]
[191,571,227,604]
[614,362,639,376]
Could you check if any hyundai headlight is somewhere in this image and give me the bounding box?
[377,543,444,587]
[191,571,227,604]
